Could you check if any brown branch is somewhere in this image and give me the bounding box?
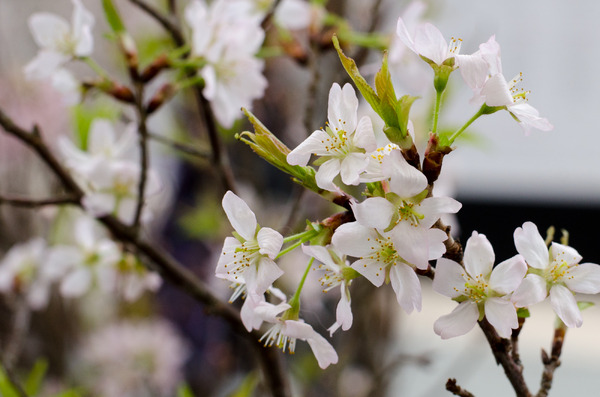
[128,0,185,46]
[478,319,531,397]
[536,326,565,397]
[446,378,475,397]
[0,195,79,207]
[0,108,290,397]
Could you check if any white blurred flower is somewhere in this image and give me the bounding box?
[77,320,188,397]
[24,0,94,80]
[0,238,57,309]
[185,0,267,128]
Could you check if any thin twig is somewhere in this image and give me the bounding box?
[0,195,79,207]
[148,132,211,159]
[446,378,475,397]
[132,81,150,230]
[3,296,31,371]
[128,0,184,46]
[536,326,565,397]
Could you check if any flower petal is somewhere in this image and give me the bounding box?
[485,298,518,338]
[565,263,600,294]
[351,197,395,230]
[390,223,429,269]
[253,257,284,295]
[328,83,358,134]
[329,283,352,335]
[315,158,341,191]
[514,222,549,269]
[433,301,479,339]
[511,274,547,307]
[340,153,369,186]
[222,191,257,241]
[432,258,466,299]
[389,263,422,313]
[413,22,448,65]
[383,150,428,198]
[353,116,377,151]
[257,227,284,259]
[550,242,582,268]
[463,231,494,278]
[481,74,513,107]
[351,258,385,287]
[332,222,379,258]
[489,254,527,295]
[28,13,70,50]
[549,284,582,328]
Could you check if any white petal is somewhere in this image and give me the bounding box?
[396,17,418,54]
[315,158,340,191]
[332,222,379,258]
[417,196,462,229]
[329,284,352,335]
[351,197,394,230]
[328,83,358,134]
[481,74,513,107]
[28,13,70,50]
[511,274,547,307]
[427,228,448,261]
[549,284,582,328]
[389,263,422,313]
[565,263,600,294]
[432,258,466,299]
[351,258,385,287]
[257,227,283,259]
[274,0,311,30]
[514,222,549,269]
[253,257,284,295]
[24,51,69,80]
[413,22,448,65]
[60,268,92,297]
[455,53,489,93]
[340,153,369,186]
[240,293,265,332]
[253,301,291,323]
[353,116,377,151]
[485,298,518,339]
[287,130,330,166]
[302,245,337,270]
[306,332,339,369]
[433,301,479,339]
[27,283,50,310]
[509,103,553,134]
[222,191,257,241]
[463,231,494,278]
[550,242,582,267]
[87,119,116,155]
[383,150,427,198]
[390,223,429,269]
[488,254,527,295]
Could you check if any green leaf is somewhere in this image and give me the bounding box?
[374,53,398,127]
[0,369,19,397]
[177,383,196,397]
[332,36,381,115]
[102,0,126,33]
[25,359,48,396]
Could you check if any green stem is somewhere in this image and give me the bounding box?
[282,228,319,244]
[82,57,111,80]
[448,105,486,144]
[276,229,319,259]
[288,258,314,313]
[431,88,443,135]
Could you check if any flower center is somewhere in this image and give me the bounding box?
[448,37,463,55]
[508,72,530,104]
[260,322,296,354]
[223,240,261,280]
[458,272,489,303]
[321,124,350,157]
[546,259,575,284]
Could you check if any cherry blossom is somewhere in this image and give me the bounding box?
[432,232,527,339]
[512,222,600,328]
[396,16,461,67]
[254,301,338,369]
[185,0,267,128]
[301,244,355,335]
[24,0,94,80]
[216,191,284,295]
[287,83,377,191]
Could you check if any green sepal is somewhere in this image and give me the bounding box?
[102,0,126,34]
[577,301,594,311]
[341,266,361,281]
[516,307,531,318]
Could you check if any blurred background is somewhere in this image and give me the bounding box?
[0,0,599,396]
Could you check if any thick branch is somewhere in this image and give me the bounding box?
[536,326,565,397]
[128,0,184,46]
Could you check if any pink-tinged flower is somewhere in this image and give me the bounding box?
[511,222,600,328]
[216,191,284,295]
[254,301,338,369]
[301,245,354,336]
[456,36,553,135]
[287,83,377,191]
[332,222,446,313]
[396,17,461,67]
[185,0,267,128]
[24,0,94,80]
[432,232,527,339]
[0,238,58,309]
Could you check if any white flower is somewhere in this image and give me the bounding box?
[301,244,353,336]
[216,191,284,295]
[0,238,57,309]
[396,17,461,67]
[255,301,338,369]
[332,222,438,313]
[47,216,121,298]
[511,222,600,328]
[456,36,553,134]
[51,68,81,105]
[82,161,161,224]
[77,320,188,397]
[185,0,267,128]
[432,232,527,339]
[287,83,377,191]
[24,0,94,80]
